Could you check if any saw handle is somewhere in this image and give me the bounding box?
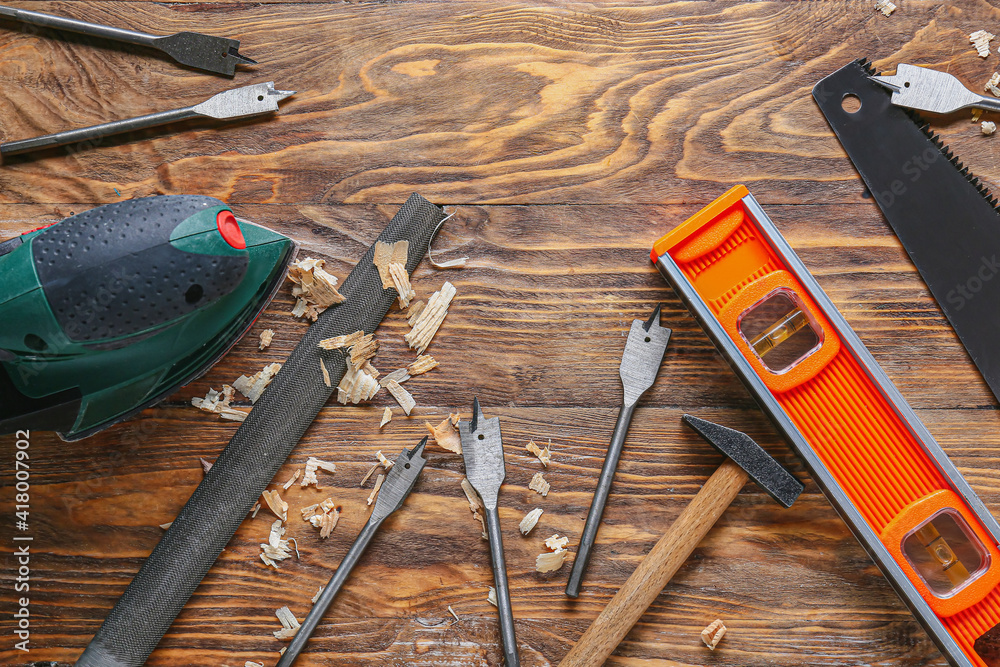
[559,459,748,667]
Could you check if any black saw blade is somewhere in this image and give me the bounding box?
[814,59,1000,404]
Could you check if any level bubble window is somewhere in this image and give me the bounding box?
[737,289,822,374]
[902,508,989,598]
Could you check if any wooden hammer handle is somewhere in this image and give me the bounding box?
[559,458,750,667]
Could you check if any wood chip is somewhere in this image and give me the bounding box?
[701,619,727,650]
[974,109,984,123]
[373,240,410,288]
[261,490,288,521]
[448,605,460,622]
[311,507,340,538]
[388,261,416,308]
[246,662,264,667]
[312,587,325,604]
[519,508,543,535]
[385,379,416,415]
[233,363,282,403]
[873,0,895,16]
[406,300,426,326]
[368,474,386,505]
[348,334,379,367]
[487,587,497,607]
[971,30,995,58]
[320,358,331,387]
[407,355,439,376]
[536,548,567,573]
[301,457,337,488]
[258,329,274,350]
[405,281,456,353]
[426,415,462,454]
[260,519,294,568]
[280,469,301,491]
[986,72,1000,97]
[379,368,411,387]
[301,498,336,520]
[377,450,395,469]
[380,406,393,428]
[273,605,301,640]
[529,472,550,497]
[984,121,997,135]
[318,330,365,350]
[200,457,214,474]
[287,257,345,319]
[545,534,569,551]
[526,440,550,467]
[337,362,381,404]
[251,502,261,518]
[461,478,484,514]
[360,462,381,487]
[159,522,172,529]
[190,385,247,422]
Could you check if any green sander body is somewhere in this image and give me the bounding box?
[0,195,295,440]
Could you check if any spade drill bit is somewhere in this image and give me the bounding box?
[0,82,294,160]
[565,305,671,598]
[869,63,1000,115]
[275,438,429,667]
[460,398,520,667]
[0,4,256,76]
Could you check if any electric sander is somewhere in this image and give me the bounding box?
[0,195,295,440]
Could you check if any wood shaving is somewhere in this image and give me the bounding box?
[200,457,214,474]
[320,359,331,387]
[971,30,995,58]
[160,522,172,529]
[380,407,393,427]
[379,368,411,387]
[373,240,410,288]
[406,300,426,326]
[405,281,456,353]
[526,440,550,467]
[519,508,543,535]
[337,362,381,404]
[388,261,416,308]
[360,462,381,487]
[258,329,274,350]
[377,450,395,469]
[260,519,294,568]
[300,498,336,520]
[529,472,550,497]
[407,355,439,376]
[873,0,895,16]
[273,606,301,640]
[261,490,288,521]
[368,474,386,505]
[246,662,264,667]
[312,586,325,604]
[545,534,569,551]
[310,506,340,538]
[251,502,261,518]
[448,605,460,622]
[318,330,365,350]
[426,415,462,454]
[974,109,984,123]
[984,121,997,135]
[487,587,497,607]
[385,379,416,415]
[280,469,301,491]
[461,477,488,538]
[287,257,345,320]
[430,256,468,269]
[190,385,246,422]
[301,457,337,488]
[987,72,1000,96]
[536,548,568,573]
[701,619,727,650]
[233,363,282,403]
[348,334,379,367]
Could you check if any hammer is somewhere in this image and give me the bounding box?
[559,415,803,667]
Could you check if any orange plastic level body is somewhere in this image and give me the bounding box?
[652,186,1000,667]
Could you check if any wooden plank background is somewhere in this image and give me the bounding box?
[2,0,1000,665]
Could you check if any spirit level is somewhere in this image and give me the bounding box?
[652,185,1000,667]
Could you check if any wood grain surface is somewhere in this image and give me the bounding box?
[2,0,1000,665]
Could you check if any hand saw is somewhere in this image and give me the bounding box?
[652,185,1000,667]
[813,59,1000,406]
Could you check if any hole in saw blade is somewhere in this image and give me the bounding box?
[842,94,862,113]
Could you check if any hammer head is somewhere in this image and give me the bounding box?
[683,415,803,508]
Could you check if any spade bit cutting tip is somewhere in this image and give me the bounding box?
[869,63,1000,115]
[459,399,520,667]
[0,4,256,76]
[275,438,429,667]
[0,82,294,160]
[566,305,671,598]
